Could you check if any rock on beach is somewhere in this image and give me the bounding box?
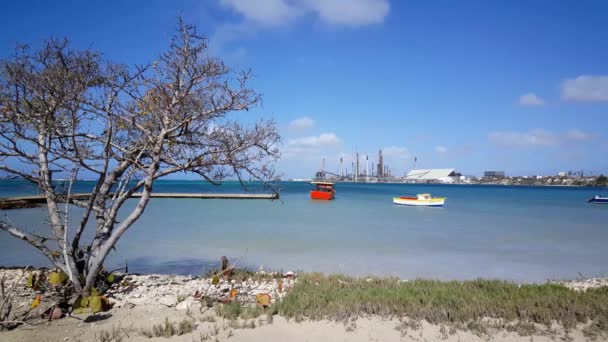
[107,273,296,309]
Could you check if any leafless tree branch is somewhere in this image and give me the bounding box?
[0,19,280,296]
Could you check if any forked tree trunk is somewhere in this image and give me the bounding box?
[0,19,280,300]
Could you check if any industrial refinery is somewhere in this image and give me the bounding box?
[312,149,464,184]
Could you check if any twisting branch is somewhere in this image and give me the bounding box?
[0,18,280,296]
[0,221,61,269]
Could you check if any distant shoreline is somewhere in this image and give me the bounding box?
[294,180,607,188]
[2,177,607,186]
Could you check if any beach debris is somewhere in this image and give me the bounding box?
[89,296,103,313]
[48,270,68,286]
[87,290,111,314]
[0,268,297,315]
[73,296,89,313]
[256,293,271,308]
[40,302,67,321]
[113,271,293,308]
[50,306,64,320]
[31,295,41,309]
[222,256,229,270]
[220,256,236,277]
[106,273,118,284]
[285,271,296,279]
[26,271,47,291]
[26,272,35,288]
[71,289,112,314]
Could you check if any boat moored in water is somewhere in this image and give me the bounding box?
[310,181,336,200]
[588,195,608,204]
[393,193,446,207]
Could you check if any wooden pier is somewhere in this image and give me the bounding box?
[0,192,279,210]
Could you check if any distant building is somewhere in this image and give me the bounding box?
[406,169,462,183]
[557,172,566,177]
[484,171,505,178]
[377,150,384,177]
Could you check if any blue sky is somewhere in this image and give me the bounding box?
[1,0,607,178]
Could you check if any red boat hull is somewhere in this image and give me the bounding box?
[310,190,335,200]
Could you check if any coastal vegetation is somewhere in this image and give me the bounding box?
[140,318,195,338]
[3,267,608,340]
[0,18,279,302]
[214,274,608,338]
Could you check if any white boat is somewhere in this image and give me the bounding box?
[393,193,446,207]
[588,195,608,204]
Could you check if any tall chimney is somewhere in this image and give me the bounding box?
[377,149,383,178]
[355,150,359,182]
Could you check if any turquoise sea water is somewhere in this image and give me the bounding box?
[1,180,607,282]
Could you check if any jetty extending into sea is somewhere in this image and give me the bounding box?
[0,192,279,210]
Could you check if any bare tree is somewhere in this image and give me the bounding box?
[0,19,280,295]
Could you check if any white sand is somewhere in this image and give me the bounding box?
[1,304,593,342]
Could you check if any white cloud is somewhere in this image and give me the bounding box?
[219,0,389,27]
[382,145,410,160]
[519,92,544,106]
[282,132,342,162]
[561,75,608,102]
[288,116,315,131]
[566,129,592,141]
[489,129,593,147]
[287,132,341,147]
[489,129,558,147]
[305,0,389,26]
[435,146,448,154]
[379,146,410,173]
[220,0,298,26]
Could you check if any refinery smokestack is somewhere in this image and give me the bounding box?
[366,155,369,181]
[340,157,343,178]
[355,149,359,182]
[377,149,383,178]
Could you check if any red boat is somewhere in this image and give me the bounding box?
[310,181,336,200]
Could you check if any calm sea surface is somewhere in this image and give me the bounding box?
[1,180,607,282]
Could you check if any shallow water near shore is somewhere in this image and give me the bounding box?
[1,180,607,282]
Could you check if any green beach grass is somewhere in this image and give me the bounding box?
[216,273,608,337]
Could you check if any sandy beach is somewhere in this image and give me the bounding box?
[1,304,596,342]
[2,268,607,342]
